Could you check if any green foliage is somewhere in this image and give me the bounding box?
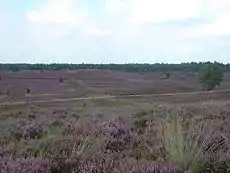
[199,63,223,91]
[0,62,229,73]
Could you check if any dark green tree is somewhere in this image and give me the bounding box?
[199,63,223,91]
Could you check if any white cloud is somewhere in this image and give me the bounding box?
[26,0,82,24]
[201,0,230,36]
[104,0,125,13]
[202,13,230,36]
[26,0,112,37]
[2,0,230,63]
[104,0,230,37]
[104,0,202,24]
[182,1,230,37]
[127,0,202,24]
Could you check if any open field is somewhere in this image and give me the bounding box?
[1,70,230,172]
[1,70,230,101]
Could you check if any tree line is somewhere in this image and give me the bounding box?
[0,62,229,73]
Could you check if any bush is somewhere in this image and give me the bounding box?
[199,63,223,91]
[58,78,64,83]
[160,72,171,80]
[0,157,51,173]
[6,91,10,96]
[8,123,47,140]
[100,118,133,151]
[26,88,31,94]
[165,72,171,79]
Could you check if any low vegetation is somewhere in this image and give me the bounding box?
[0,64,229,172]
[0,102,229,173]
[160,115,225,172]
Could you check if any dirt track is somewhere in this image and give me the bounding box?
[1,89,230,106]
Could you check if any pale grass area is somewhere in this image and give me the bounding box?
[73,136,106,162]
[159,115,223,172]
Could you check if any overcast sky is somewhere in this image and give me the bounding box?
[0,0,230,63]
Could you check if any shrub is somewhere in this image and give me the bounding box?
[78,153,115,173]
[0,157,51,173]
[160,72,171,80]
[134,118,148,129]
[6,91,10,96]
[58,77,64,83]
[8,122,47,140]
[128,159,183,173]
[26,88,31,94]
[22,123,46,139]
[100,117,133,151]
[165,72,171,79]
[39,136,104,172]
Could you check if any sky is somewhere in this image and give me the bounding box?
[0,0,230,64]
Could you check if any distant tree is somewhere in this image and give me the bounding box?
[6,91,10,96]
[58,77,64,83]
[160,72,171,80]
[165,72,171,79]
[199,63,223,91]
[26,88,31,94]
[0,62,229,73]
[10,64,20,72]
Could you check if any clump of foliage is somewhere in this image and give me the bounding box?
[79,155,183,173]
[0,157,51,173]
[8,122,47,140]
[58,77,64,83]
[132,109,152,134]
[160,72,171,80]
[6,91,10,96]
[100,117,133,152]
[159,115,226,172]
[199,63,223,91]
[165,72,171,79]
[26,88,31,94]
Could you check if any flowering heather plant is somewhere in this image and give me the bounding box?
[100,117,134,152]
[77,153,116,173]
[8,122,47,140]
[1,102,230,173]
[117,158,184,173]
[0,157,51,173]
[34,134,105,172]
[22,123,47,139]
[79,155,184,173]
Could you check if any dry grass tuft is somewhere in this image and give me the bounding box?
[159,114,225,172]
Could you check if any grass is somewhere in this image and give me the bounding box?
[160,114,225,172]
